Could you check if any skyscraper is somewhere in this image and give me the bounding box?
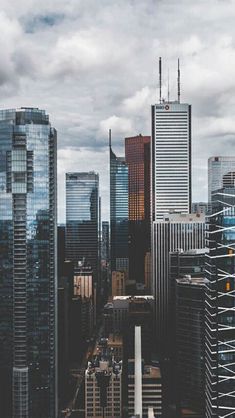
[175,275,207,417]
[151,100,191,221]
[101,221,109,264]
[125,134,151,284]
[0,108,57,418]
[205,187,235,418]
[109,135,129,274]
[152,213,205,355]
[208,156,235,202]
[65,172,99,280]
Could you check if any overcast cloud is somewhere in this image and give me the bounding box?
[1,0,235,221]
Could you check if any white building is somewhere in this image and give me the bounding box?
[151,101,191,221]
[128,327,162,417]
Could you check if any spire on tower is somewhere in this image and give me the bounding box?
[159,57,162,104]
[177,58,180,103]
[167,68,170,102]
[109,128,112,148]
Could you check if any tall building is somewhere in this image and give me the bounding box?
[65,172,99,280]
[101,221,109,263]
[192,202,210,214]
[175,276,207,417]
[85,339,122,418]
[111,270,126,296]
[109,135,129,274]
[125,134,151,284]
[151,99,191,221]
[0,108,57,418]
[205,187,235,418]
[208,156,235,202]
[152,213,205,355]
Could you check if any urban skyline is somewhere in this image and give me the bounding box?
[1,1,235,418]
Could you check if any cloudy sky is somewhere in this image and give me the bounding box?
[1,0,235,222]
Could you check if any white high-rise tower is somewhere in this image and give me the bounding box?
[151,58,191,222]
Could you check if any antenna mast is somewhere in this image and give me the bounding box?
[159,57,162,104]
[167,68,170,102]
[177,58,180,103]
[109,128,112,148]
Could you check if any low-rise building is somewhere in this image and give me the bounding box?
[128,359,162,417]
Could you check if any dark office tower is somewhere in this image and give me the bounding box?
[101,221,109,263]
[109,137,129,274]
[205,187,235,418]
[175,276,207,417]
[65,172,99,280]
[57,224,66,277]
[170,249,206,280]
[125,134,151,284]
[153,213,205,356]
[0,108,57,418]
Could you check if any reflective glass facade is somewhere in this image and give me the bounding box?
[208,157,235,202]
[110,145,128,273]
[205,188,235,418]
[125,135,150,283]
[0,108,57,418]
[65,172,99,280]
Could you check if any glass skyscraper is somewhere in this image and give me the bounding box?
[109,141,129,274]
[125,134,151,284]
[205,186,235,418]
[65,172,99,280]
[0,108,57,418]
[208,156,235,202]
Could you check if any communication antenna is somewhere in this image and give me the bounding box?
[159,57,162,103]
[167,68,170,102]
[109,128,112,148]
[177,58,180,103]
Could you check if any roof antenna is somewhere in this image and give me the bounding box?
[109,128,112,148]
[167,68,170,102]
[177,58,180,103]
[159,57,162,104]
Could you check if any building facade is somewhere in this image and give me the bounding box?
[111,270,126,296]
[85,340,122,418]
[205,187,235,418]
[208,156,235,202]
[152,213,205,355]
[125,134,151,284]
[128,359,162,418]
[175,276,207,417]
[65,172,99,280]
[192,202,210,214]
[110,142,129,274]
[151,102,191,221]
[0,108,57,418]
[101,221,109,263]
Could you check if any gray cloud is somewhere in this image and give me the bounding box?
[1,0,235,221]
